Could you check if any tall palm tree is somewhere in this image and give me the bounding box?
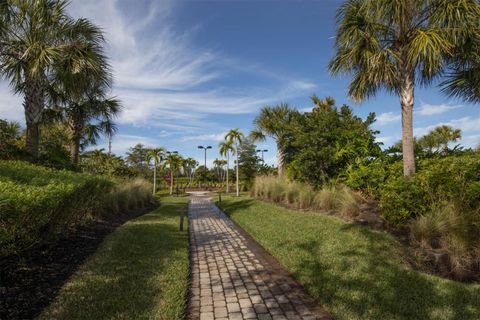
[0,0,108,157]
[165,153,182,195]
[146,147,165,195]
[219,140,234,193]
[225,129,244,196]
[250,104,298,176]
[329,0,480,177]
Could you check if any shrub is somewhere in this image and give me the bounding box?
[379,155,480,227]
[0,161,155,257]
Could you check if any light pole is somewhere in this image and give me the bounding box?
[198,146,212,186]
[255,149,268,163]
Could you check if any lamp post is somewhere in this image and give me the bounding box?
[198,145,212,186]
[255,149,268,163]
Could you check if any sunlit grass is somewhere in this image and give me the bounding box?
[218,195,480,320]
[40,197,190,320]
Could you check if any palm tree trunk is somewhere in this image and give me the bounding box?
[170,169,174,195]
[399,64,416,177]
[153,165,157,195]
[276,141,284,176]
[236,144,239,196]
[23,78,44,157]
[226,153,230,193]
[69,117,83,165]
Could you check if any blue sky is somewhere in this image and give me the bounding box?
[1,0,479,166]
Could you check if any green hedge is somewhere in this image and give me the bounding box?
[379,155,480,226]
[0,161,154,257]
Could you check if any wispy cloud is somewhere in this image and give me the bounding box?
[414,116,480,137]
[67,0,316,134]
[181,132,228,142]
[417,102,462,116]
[376,112,401,125]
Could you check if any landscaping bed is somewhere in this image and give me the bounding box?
[0,207,152,320]
[217,195,480,320]
[39,197,189,320]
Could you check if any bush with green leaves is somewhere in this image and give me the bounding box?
[0,160,155,257]
[379,155,480,227]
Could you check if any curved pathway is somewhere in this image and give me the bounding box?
[187,193,331,320]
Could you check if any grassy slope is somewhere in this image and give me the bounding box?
[40,197,189,320]
[218,195,480,320]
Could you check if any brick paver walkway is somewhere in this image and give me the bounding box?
[187,194,331,320]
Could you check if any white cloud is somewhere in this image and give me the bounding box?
[92,134,158,155]
[417,102,462,116]
[414,116,480,137]
[181,132,228,142]
[376,112,401,125]
[0,83,23,122]
[376,136,394,145]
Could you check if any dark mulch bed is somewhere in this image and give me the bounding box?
[0,206,156,320]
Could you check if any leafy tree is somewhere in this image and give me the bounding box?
[219,140,234,193]
[287,104,381,187]
[80,149,131,177]
[0,0,107,156]
[329,0,480,177]
[238,138,260,189]
[225,128,244,196]
[250,103,299,176]
[146,147,165,194]
[126,144,150,177]
[0,119,25,159]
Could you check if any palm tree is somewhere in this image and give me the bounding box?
[219,140,234,193]
[0,0,108,157]
[225,129,244,196]
[213,158,228,182]
[329,0,480,177]
[430,125,462,155]
[250,104,298,176]
[311,95,335,113]
[165,153,182,195]
[182,157,198,184]
[146,148,165,195]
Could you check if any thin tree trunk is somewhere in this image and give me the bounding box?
[69,117,83,165]
[170,168,174,195]
[399,63,416,177]
[24,78,44,157]
[236,144,239,196]
[226,153,230,193]
[276,141,284,176]
[153,165,156,195]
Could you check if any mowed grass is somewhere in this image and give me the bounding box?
[218,195,480,320]
[40,197,190,320]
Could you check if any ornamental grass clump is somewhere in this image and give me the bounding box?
[410,204,480,280]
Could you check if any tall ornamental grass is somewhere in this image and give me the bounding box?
[252,175,362,217]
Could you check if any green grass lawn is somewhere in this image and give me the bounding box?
[218,195,480,320]
[40,197,190,320]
